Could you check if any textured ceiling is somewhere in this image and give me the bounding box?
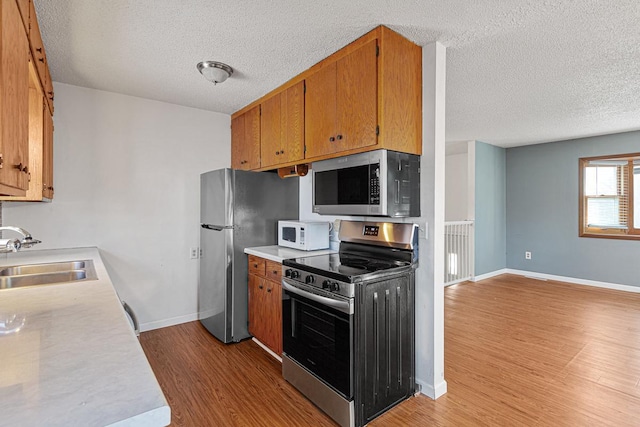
[35,0,640,147]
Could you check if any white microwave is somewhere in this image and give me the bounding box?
[278,220,330,251]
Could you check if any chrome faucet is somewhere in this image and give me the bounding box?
[0,226,42,253]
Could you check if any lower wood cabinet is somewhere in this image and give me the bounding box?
[247,256,282,355]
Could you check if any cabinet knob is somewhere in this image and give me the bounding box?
[38,57,45,63]
[275,151,279,155]
[36,48,42,53]
[280,150,284,154]
[267,288,272,293]
[336,134,343,140]
[329,136,335,142]
[253,263,258,268]
[259,284,263,289]
[14,163,28,174]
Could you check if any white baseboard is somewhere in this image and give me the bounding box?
[140,312,199,332]
[471,268,508,282]
[252,338,283,362]
[416,379,448,400]
[505,269,640,293]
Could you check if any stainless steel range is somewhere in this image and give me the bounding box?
[281,220,417,427]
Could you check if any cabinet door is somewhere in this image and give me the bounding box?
[304,62,337,158]
[232,106,261,170]
[248,274,264,340]
[231,114,245,169]
[337,40,377,152]
[260,92,281,168]
[259,279,282,355]
[16,0,29,33]
[267,280,282,355]
[280,81,304,164]
[0,0,29,195]
[261,81,305,169]
[42,108,53,199]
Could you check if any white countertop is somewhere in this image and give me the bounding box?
[244,245,335,263]
[0,247,170,427]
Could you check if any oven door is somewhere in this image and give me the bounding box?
[282,279,354,399]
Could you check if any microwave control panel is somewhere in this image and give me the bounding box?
[370,164,380,205]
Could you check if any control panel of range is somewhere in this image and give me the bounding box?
[282,267,355,299]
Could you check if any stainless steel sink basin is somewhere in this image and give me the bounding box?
[0,260,98,290]
[0,260,87,276]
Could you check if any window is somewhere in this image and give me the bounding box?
[579,153,640,239]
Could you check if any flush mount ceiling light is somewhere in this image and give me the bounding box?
[197,61,233,85]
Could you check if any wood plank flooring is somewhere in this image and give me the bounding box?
[140,274,640,426]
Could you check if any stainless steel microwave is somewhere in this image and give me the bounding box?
[312,149,420,217]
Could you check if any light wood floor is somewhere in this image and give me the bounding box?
[140,274,640,426]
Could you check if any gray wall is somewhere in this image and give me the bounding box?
[506,130,640,287]
[475,141,506,275]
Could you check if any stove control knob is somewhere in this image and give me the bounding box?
[290,270,300,279]
[322,280,331,290]
[329,282,340,292]
[305,275,315,284]
[285,269,293,278]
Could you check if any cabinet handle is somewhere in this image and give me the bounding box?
[38,57,45,63]
[336,134,343,140]
[14,163,28,174]
[36,48,42,53]
[329,136,335,142]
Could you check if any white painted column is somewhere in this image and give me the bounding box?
[414,41,447,399]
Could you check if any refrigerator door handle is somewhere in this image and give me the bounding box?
[201,224,235,231]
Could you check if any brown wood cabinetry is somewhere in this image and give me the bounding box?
[230,25,422,172]
[247,255,282,355]
[305,40,377,158]
[231,106,260,170]
[260,81,304,168]
[0,0,30,196]
[0,1,54,201]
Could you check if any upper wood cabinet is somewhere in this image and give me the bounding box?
[0,0,30,196]
[0,0,54,200]
[231,105,260,170]
[305,40,377,158]
[16,0,29,33]
[231,25,421,171]
[260,81,305,168]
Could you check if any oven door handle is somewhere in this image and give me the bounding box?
[282,279,354,315]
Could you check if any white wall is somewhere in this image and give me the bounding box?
[2,83,230,331]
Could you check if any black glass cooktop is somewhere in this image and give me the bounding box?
[283,252,412,282]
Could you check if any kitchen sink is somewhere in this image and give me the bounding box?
[0,260,87,276]
[0,260,98,290]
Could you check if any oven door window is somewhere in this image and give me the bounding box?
[315,165,373,205]
[283,290,353,399]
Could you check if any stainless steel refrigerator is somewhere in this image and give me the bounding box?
[199,168,299,343]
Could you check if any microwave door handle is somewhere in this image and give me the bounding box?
[282,279,353,315]
[395,180,400,204]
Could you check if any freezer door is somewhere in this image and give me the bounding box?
[199,225,234,343]
[201,168,233,227]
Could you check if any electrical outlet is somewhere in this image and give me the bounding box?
[190,247,199,259]
[525,251,532,260]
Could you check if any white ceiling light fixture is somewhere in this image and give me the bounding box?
[197,61,234,85]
